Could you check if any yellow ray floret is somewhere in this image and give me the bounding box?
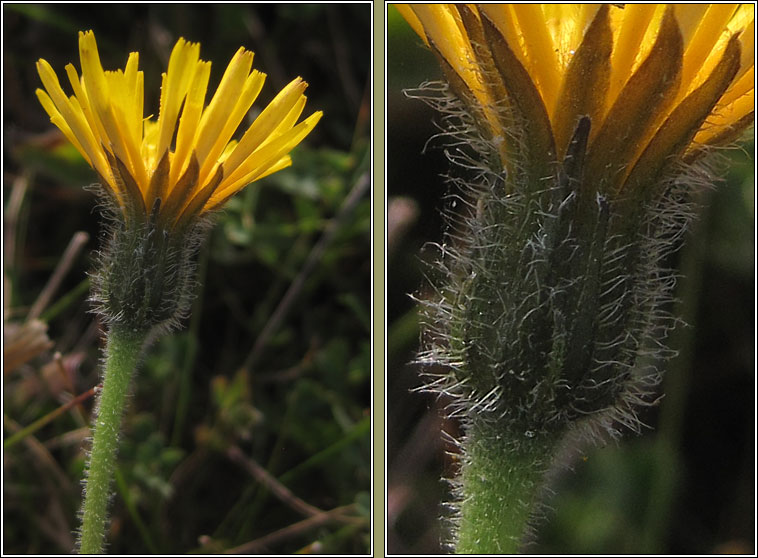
[397,3,754,186]
[36,30,322,228]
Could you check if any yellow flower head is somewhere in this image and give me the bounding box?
[397,4,754,195]
[36,30,322,229]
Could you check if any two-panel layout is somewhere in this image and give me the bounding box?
[4,2,755,556]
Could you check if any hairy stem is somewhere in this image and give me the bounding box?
[456,422,558,554]
[79,326,146,554]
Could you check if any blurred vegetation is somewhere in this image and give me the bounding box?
[4,3,370,554]
[387,5,754,555]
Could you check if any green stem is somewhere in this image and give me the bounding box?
[79,326,146,554]
[456,423,557,554]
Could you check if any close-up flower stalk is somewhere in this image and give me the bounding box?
[35,30,321,553]
[395,3,754,554]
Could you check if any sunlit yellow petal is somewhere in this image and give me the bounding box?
[205,155,293,213]
[78,30,141,186]
[623,33,741,198]
[105,70,148,190]
[411,5,492,111]
[259,94,307,149]
[552,5,612,156]
[395,4,427,45]
[141,118,159,172]
[35,88,91,165]
[680,4,739,94]
[197,68,265,186]
[510,4,562,111]
[125,57,144,152]
[156,38,200,160]
[693,92,754,146]
[218,110,323,199]
[587,7,683,194]
[64,63,106,147]
[222,77,307,174]
[736,19,754,80]
[477,5,529,79]
[718,66,754,108]
[171,60,211,187]
[36,60,110,179]
[254,155,292,181]
[480,10,556,176]
[608,4,660,102]
[673,4,711,50]
[67,96,115,186]
[195,48,254,169]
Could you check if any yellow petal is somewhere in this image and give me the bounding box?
[608,4,660,103]
[123,53,142,141]
[692,92,754,147]
[510,5,562,112]
[254,155,292,181]
[258,94,307,149]
[204,155,293,213]
[141,118,159,171]
[216,111,323,199]
[455,5,511,163]
[35,88,91,165]
[197,67,265,185]
[171,60,211,187]
[195,48,254,171]
[78,30,140,185]
[680,4,738,93]
[623,34,742,199]
[586,7,683,195]
[222,77,307,175]
[736,19,754,80]
[718,66,754,108]
[394,4,427,45]
[412,5,492,112]
[64,63,107,147]
[480,10,556,179]
[552,5,612,159]
[156,39,200,160]
[105,69,148,190]
[36,59,110,180]
[478,5,529,74]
